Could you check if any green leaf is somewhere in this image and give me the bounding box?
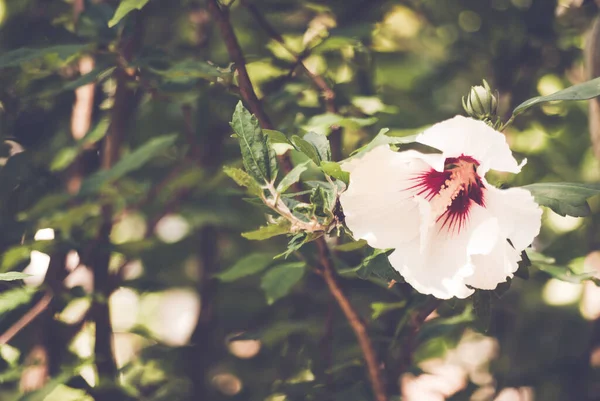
[320,161,349,185]
[242,219,291,240]
[108,0,150,27]
[263,129,292,145]
[260,262,306,304]
[277,161,309,192]
[230,102,277,183]
[63,65,115,91]
[0,287,36,315]
[147,60,227,80]
[303,132,331,162]
[79,134,177,194]
[291,135,320,165]
[351,128,420,156]
[513,77,600,115]
[215,253,275,282]
[356,248,402,282]
[371,301,407,320]
[0,45,86,69]
[0,272,31,281]
[334,239,368,252]
[223,166,263,196]
[521,182,600,217]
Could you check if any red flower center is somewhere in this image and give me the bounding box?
[410,155,485,234]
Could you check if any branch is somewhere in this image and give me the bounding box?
[207,0,273,129]
[397,298,442,378]
[92,16,145,388]
[206,0,296,173]
[208,3,385,398]
[0,293,53,345]
[242,0,343,160]
[316,240,388,401]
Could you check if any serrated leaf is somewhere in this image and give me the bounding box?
[108,0,150,27]
[0,45,85,69]
[320,161,349,185]
[242,220,291,240]
[277,161,309,193]
[79,134,177,194]
[231,102,277,183]
[522,182,600,217]
[0,272,31,281]
[513,76,600,115]
[215,253,275,282]
[223,166,262,196]
[260,262,306,304]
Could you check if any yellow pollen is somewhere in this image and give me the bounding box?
[428,160,478,221]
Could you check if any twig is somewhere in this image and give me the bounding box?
[397,298,442,376]
[0,293,53,345]
[207,0,296,174]
[317,240,388,401]
[242,0,343,160]
[208,2,386,398]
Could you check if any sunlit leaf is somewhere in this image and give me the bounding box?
[230,102,278,183]
[215,253,275,282]
[320,161,349,185]
[0,287,36,315]
[260,262,306,304]
[223,166,263,196]
[277,161,309,192]
[521,182,600,217]
[513,77,600,115]
[0,272,31,281]
[108,0,150,27]
[242,219,291,240]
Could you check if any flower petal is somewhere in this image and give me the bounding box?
[464,239,522,290]
[416,116,523,174]
[482,183,542,251]
[340,146,445,249]
[389,203,497,299]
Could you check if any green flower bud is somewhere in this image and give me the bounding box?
[462,80,499,119]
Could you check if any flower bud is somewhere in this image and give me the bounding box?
[462,80,498,119]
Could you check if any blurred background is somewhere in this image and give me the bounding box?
[0,0,599,400]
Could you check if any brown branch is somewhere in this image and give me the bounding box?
[92,16,145,389]
[241,0,343,160]
[316,240,388,401]
[0,293,53,345]
[397,298,442,378]
[206,0,273,129]
[208,2,385,398]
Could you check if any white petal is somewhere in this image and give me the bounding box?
[482,183,542,251]
[464,239,522,290]
[416,116,522,174]
[389,203,498,299]
[339,146,445,249]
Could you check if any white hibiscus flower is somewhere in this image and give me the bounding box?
[340,116,542,299]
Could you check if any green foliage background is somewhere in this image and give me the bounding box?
[0,0,598,400]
